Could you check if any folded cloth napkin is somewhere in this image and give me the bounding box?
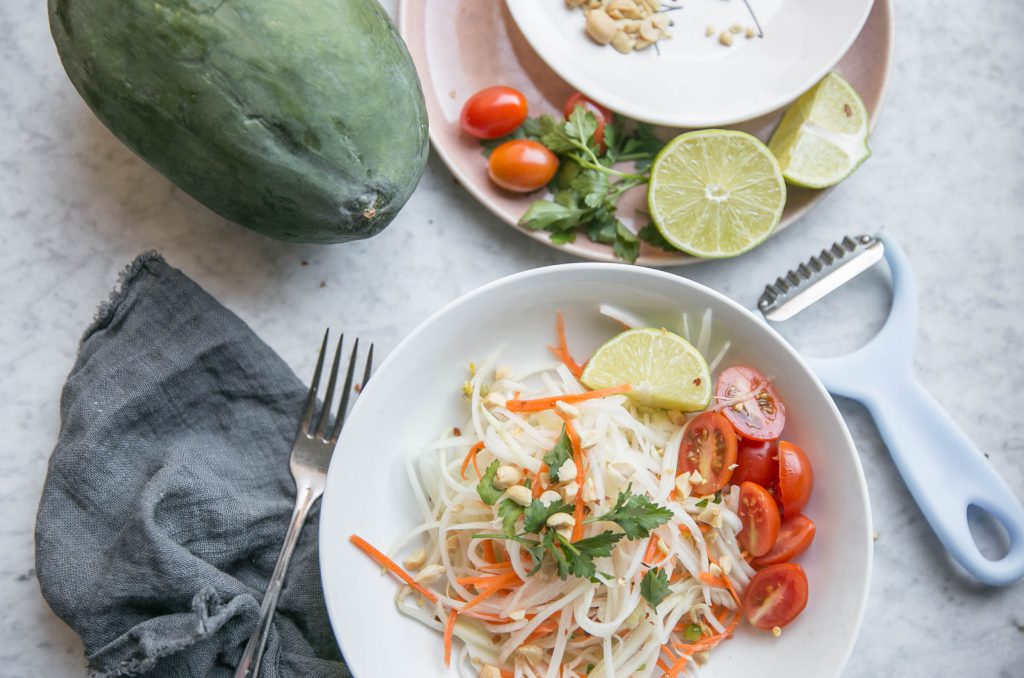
[35,252,351,678]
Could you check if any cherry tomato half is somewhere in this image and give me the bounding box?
[563,92,612,152]
[460,86,529,139]
[677,412,737,496]
[716,366,786,441]
[743,563,809,630]
[752,515,816,568]
[732,438,778,488]
[738,482,781,558]
[777,441,814,518]
[487,140,559,193]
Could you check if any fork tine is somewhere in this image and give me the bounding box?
[330,338,361,441]
[314,334,345,438]
[361,344,375,390]
[299,329,329,436]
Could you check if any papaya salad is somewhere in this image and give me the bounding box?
[350,309,817,677]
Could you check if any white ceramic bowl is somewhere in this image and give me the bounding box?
[505,0,874,127]
[320,264,872,677]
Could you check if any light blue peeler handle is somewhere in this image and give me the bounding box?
[804,233,1024,586]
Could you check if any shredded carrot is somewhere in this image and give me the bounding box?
[664,651,691,678]
[673,613,740,655]
[561,418,587,542]
[698,571,729,588]
[443,610,457,666]
[656,643,677,673]
[548,311,584,378]
[643,534,660,564]
[481,539,498,565]
[524,618,560,642]
[480,560,515,573]
[706,553,742,606]
[505,384,632,413]
[460,570,520,613]
[349,535,438,603]
[460,441,484,480]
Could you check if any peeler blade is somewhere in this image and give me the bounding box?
[758,234,884,322]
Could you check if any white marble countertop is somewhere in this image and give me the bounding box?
[2,0,1022,675]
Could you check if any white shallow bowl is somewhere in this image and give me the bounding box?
[320,264,872,677]
[505,0,873,127]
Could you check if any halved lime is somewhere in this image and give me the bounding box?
[768,72,871,189]
[581,328,711,411]
[648,130,786,258]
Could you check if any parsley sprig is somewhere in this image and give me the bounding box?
[484,106,674,262]
[586,485,675,539]
[640,567,671,609]
[542,427,573,482]
[475,488,673,581]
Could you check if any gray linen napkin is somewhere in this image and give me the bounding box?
[35,252,351,678]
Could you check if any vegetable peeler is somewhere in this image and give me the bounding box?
[758,232,1024,586]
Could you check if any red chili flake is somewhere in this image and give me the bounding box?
[693,377,702,386]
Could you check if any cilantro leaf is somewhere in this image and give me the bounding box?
[497,499,524,538]
[476,460,503,505]
[613,221,640,263]
[641,567,672,609]
[554,530,622,580]
[585,214,618,245]
[522,538,548,575]
[550,228,578,245]
[518,200,585,231]
[637,223,679,252]
[543,427,574,482]
[565,107,599,150]
[571,170,610,208]
[589,487,674,539]
[523,497,573,534]
[571,531,623,558]
[537,114,579,154]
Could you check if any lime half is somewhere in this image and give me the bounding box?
[581,328,711,411]
[648,130,786,258]
[768,72,871,189]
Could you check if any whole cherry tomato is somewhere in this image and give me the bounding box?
[487,140,559,193]
[460,86,529,139]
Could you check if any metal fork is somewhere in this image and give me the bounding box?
[235,330,374,678]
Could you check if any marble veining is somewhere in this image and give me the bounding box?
[0,0,1022,675]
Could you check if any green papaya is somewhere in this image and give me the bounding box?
[50,0,429,243]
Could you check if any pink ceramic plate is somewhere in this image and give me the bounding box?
[399,0,893,266]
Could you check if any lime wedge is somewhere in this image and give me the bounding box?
[768,72,871,189]
[581,328,711,411]
[648,130,786,258]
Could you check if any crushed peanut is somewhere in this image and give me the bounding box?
[570,0,674,54]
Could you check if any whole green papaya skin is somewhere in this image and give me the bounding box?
[50,0,429,243]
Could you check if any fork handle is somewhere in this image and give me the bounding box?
[235,484,321,678]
